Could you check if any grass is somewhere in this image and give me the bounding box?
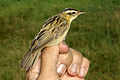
[0,0,120,80]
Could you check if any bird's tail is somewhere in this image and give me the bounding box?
[21,49,41,71]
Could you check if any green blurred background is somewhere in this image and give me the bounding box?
[0,0,120,80]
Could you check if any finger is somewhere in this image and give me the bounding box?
[59,41,69,54]
[60,73,85,80]
[38,45,59,79]
[68,48,83,76]
[57,50,73,76]
[78,57,90,78]
[26,57,41,80]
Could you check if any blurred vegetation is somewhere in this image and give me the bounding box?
[0,0,120,80]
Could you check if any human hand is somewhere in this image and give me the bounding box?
[26,42,90,80]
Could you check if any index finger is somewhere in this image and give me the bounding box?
[58,41,69,54]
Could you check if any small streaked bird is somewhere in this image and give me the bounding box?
[21,8,85,71]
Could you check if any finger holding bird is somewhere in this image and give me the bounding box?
[21,8,85,71]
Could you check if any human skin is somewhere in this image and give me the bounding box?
[26,42,90,80]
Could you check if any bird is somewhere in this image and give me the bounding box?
[21,8,85,71]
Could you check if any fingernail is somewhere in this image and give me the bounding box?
[80,67,86,76]
[57,64,66,76]
[69,64,79,73]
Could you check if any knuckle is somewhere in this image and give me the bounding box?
[74,52,83,61]
[83,57,90,64]
[58,52,73,67]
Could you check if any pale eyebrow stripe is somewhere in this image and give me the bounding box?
[66,10,75,13]
[61,8,78,12]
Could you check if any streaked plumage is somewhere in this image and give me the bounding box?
[21,8,84,71]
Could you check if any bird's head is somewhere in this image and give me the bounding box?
[60,8,85,22]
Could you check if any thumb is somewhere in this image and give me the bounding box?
[38,45,59,80]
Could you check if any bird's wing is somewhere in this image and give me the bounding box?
[30,30,54,52]
[30,15,68,52]
[21,15,68,70]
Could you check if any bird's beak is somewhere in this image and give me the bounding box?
[78,11,85,15]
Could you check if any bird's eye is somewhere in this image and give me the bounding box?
[67,12,76,15]
[72,12,76,14]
